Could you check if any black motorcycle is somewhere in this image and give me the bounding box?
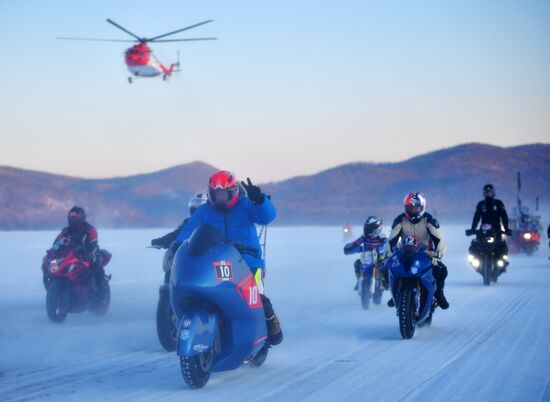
[150,244,178,351]
[466,225,509,286]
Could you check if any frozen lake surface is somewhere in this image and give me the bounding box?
[1,226,549,401]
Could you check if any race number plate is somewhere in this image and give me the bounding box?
[214,261,233,281]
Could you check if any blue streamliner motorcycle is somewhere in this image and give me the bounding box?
[170,225,270,389]
[387,238,436,339]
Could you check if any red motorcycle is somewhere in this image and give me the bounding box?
[42,245,112,323]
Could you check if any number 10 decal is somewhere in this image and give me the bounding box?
[214,261,233,281]
[249,285,258,305]
[236,274,263,309]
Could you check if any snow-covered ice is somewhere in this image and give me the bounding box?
[1,226,549,401]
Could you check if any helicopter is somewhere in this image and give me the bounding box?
[57,19,216,83]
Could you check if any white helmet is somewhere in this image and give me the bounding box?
[188,193,207,215]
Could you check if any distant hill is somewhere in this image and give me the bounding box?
[0,162,217,229]
[0,144,548,229]
[263,143,550,225]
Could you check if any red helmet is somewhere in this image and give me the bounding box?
[208,171,240,210]
[404,192,426,222]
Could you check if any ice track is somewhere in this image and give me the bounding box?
[1,227,549,401]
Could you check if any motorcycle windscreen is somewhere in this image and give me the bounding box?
[187,224,225,257]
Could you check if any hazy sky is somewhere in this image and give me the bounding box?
[0,0,549,182]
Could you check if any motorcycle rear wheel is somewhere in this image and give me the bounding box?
[180,348,214,389]
[89,279,111,316]
[398,289,416,339]
[373,279,383,305]
[46,280,69,323]
[250,342,270,367]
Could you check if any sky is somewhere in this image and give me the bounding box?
[0,0,549,182]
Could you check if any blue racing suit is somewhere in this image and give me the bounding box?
[175,194,276,270]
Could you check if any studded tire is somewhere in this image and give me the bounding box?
[180,349,214,389]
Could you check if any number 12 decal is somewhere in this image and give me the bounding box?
[214,261,233,281]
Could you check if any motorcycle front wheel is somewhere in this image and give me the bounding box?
[180,348,214,389]
[398,288,416,339]
[482,255,491,286]
[46,279,70,323]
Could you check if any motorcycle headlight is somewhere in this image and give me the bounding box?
[523,232,532,240]
[487,237,495,243]
[49,257,64,273]
[503,255,509,260]
[472,259,480,268]
[468,254,474,263]
[49,259,59,273]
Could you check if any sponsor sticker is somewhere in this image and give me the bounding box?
[193,344,209,353]
[180,329,189,341]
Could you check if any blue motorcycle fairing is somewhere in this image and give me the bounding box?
[177,308,218,357]
[170,237,267,372]
[388,248,436,325]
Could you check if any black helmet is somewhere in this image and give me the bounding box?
[67,206,86,228]
[483,184,495,199]
[363,216,382,237]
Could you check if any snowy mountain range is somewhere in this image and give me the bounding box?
[1,143,549,229]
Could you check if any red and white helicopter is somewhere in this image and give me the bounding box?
[58,19,216,83]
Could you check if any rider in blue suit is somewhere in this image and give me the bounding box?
[175,170,282,345]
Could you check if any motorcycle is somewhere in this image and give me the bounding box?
[149,244,178,352]
[357,249,385,309]
[466,224,508,286]
[170,224,269,389]
[43,244,112,323]
[513,227,540,256]
[387,236,436,339]
[342,223,353,242]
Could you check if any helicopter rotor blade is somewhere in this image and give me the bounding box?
[148,20,214,41]
[152,37,217,42]
[57,36,136,42]
[106,19,143,41]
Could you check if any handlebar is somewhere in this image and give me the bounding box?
[465,228,511,236]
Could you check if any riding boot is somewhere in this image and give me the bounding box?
[260,294,283,345]
[433,263,449,310]
[434,285,449,310]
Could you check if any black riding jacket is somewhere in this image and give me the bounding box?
[471,198,509,235]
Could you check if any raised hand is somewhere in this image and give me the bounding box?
[241,177,264,204]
